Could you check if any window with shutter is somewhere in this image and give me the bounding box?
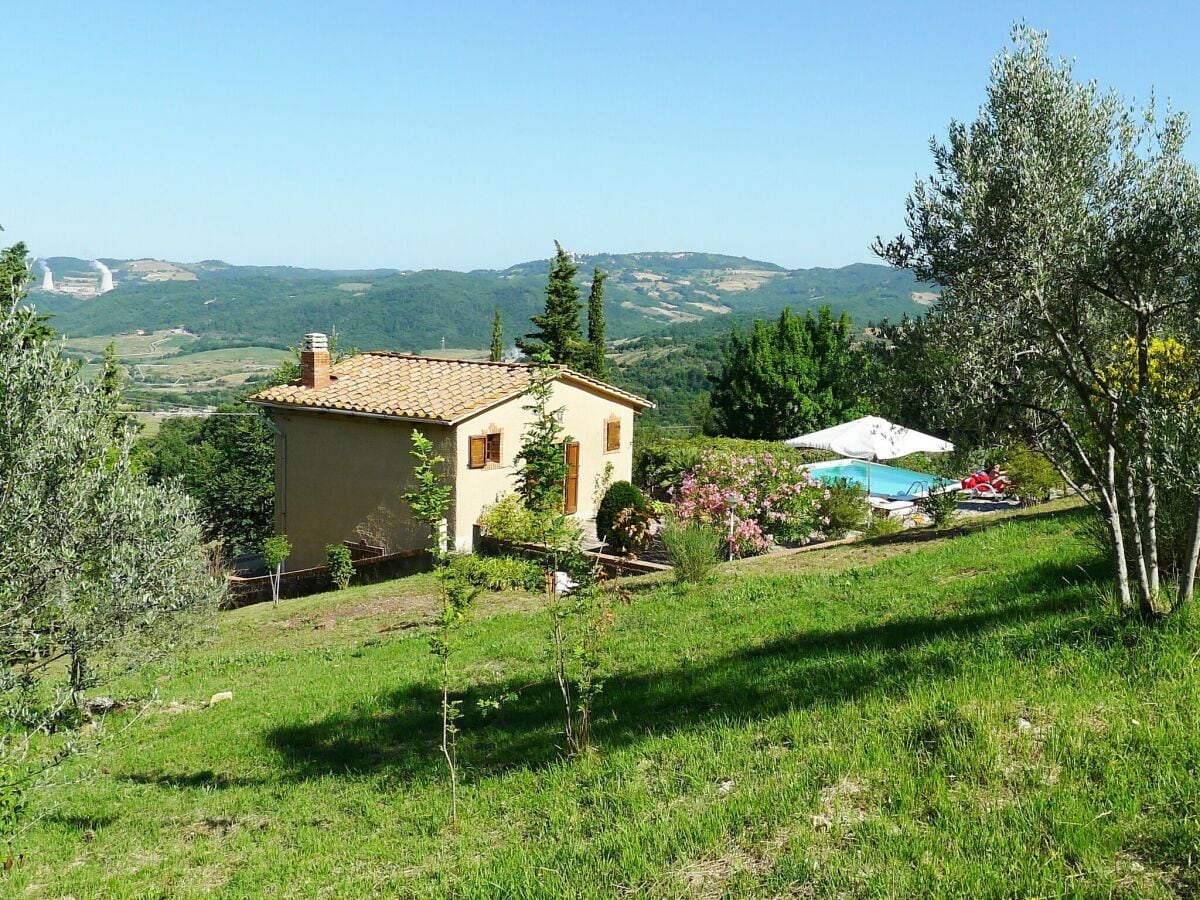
[485,431,502,464]
[468,435,486,469]
[605,418,621,452]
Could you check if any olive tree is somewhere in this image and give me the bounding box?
[876,26,1200,617]
[1,257,221,834]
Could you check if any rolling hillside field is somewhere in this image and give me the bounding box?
[64,330,290,411]
[7,503,1199,897]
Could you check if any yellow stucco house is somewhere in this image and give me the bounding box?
[249,333,653,568]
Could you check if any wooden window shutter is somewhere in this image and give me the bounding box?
[469,435,486,469]
[605,418,621,452]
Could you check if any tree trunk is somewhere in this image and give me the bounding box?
[1104,447,1133,612]
[1134,313,1161,615]
[441,671,457,826]
[1122,465,1153,611]
[1141,457,1160,599]
[1178,497,1200,609]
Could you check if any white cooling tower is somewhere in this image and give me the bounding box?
[92,260,115,293]
[39,262,54,291]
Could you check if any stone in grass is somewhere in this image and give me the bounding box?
[207,691,234,707]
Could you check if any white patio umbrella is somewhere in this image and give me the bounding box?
[784,415,954,508]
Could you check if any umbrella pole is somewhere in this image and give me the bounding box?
[866,458,874,528]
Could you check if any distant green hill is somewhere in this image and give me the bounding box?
[32,252,934,352]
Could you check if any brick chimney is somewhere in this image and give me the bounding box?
[300,332,331,389]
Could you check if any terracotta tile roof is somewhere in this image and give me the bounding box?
[249,352,653,423]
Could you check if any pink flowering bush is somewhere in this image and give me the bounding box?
[669,450,833,557]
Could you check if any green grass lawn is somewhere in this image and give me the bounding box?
[7,506,1200,897]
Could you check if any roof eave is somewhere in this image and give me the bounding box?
[556,371,655,410]
[248,399,454,426]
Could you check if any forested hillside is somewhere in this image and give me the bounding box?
[35,252,932,351]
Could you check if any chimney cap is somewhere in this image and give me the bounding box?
[303,332,329,352]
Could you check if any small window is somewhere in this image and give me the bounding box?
[604,418,621,452]
[469,430,502,469]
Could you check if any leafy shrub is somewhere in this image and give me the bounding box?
[449,554,543,591]
[920,489,960,528]
[864,515,905,538]
[821,477,868,537]
[609,506,655,556]
[477,493,583,550]
[477,493,537,543]
[661,518,723,583]
[326,544,354,591]
[1005,446,1060,503]
[596,481,648,544]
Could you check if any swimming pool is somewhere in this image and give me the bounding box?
[805,459,956,499]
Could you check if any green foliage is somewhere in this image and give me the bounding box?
[136,408,275,557]
[710,305,869,440]
[326,544,354,591]
[515,352,570,517]
[261,535,292,569]
[0,298,221,833]
[517,241,585,366]
[448,554,543,592]
[0,240,30,308]
[477,494,538,543]
[821,477,869,537]
[489,307,504,362]
[1005,447,1060,503]
[661,518,722,583]
[864,515,905,538]
[477,494,583,549]
[920,490,960,529]
[582,267,608,378]
[596,481,648,544]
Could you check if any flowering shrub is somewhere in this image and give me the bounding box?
[609,506,655,556]
[670,450,833,556]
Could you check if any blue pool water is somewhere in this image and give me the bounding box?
[805,459,955,499]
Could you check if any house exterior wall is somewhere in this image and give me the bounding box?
[450,379,636,551]
[270,410,457,569]
[267,379,638,565]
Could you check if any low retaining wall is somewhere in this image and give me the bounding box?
[477,535,671,578]
[224,548,433,609]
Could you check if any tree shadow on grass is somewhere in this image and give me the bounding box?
[256,554,1119,784]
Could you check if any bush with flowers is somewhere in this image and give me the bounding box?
[669,450,840,557]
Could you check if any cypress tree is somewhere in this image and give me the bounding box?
[517,241,584,366]
[584,267,608,378]
[490,307,504,362]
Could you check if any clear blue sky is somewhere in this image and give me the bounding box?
[6,1,1200,271]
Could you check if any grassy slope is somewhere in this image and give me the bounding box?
[9,506,1199,898]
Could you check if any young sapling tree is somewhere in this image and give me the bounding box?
[261,535,292,607]
[403,430,479,826]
